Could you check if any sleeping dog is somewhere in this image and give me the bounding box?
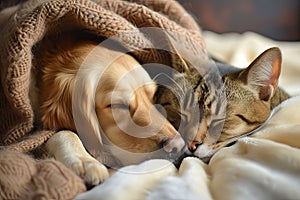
[31,32,185,185]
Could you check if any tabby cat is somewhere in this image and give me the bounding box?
[154,47,289,160]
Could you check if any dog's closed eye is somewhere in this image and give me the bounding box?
[107,104,130,110]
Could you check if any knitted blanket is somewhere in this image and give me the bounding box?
[0,0,206,198]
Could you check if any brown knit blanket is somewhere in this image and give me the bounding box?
[0,0,206,198]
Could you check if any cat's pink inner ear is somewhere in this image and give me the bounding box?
[246,47,282,101]
[267,57,281,89]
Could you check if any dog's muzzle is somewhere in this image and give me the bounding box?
[162,135,185,154]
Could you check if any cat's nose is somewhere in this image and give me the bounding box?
[189,140,202,152]
[163,135,185,154]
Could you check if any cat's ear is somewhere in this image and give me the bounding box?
[164,32,190,73]
[239,47,282,101]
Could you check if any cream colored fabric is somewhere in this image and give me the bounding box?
[203,31,300,96]
[75,159,178,200]
[76,32,300,200]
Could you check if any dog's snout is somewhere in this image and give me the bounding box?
[162,135,185,154]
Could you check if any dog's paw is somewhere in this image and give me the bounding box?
[45,130,109,185]
[66,155,109,185]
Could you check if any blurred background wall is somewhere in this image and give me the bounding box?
[178,0,300,41]
[1,0,299,41]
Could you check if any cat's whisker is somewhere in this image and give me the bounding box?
[193,144,215,162]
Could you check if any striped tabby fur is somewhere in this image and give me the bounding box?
[155,47,289,160]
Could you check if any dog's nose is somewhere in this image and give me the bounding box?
[163,135,185,154]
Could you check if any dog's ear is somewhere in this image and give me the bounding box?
[72,70,103,153]
[40,72,80,133]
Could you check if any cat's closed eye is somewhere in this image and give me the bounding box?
[208,117,225,136]
[210,118,225,127]
[157,103,181,129]
[235,114,258,125]
[159,102,171,107]
[168,112,181,129]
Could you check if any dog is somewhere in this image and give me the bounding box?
[31,32,185,185]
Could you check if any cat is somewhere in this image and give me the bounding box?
[154,47,289,161]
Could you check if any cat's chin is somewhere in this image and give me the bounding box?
[192,144,216,164]
[171,145,215,166]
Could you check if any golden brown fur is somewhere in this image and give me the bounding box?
[32,32,185,184]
